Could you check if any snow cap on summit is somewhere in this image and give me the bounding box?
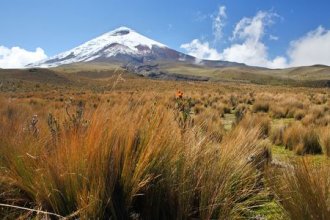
[30,26,167,67]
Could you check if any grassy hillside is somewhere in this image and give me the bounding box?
[1,62,329,89]
[160,62,330,86]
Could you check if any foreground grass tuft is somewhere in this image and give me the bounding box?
[0,102,269,219]
[268,159,330,220]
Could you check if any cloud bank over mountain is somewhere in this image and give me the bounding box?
[0,46,47,68]
[288,26,330,67]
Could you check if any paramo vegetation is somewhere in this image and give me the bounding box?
[0,73,329,219]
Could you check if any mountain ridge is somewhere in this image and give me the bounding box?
[29,26,245,68]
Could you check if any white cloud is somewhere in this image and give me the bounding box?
[222,11,287,68]
[181,10,288,69]
[185,7,330,68]
[288,26,330,66]
[220,42,287,68]
[180,39,222,61]
[268,56,288,69]
[212,6,227,42]
[269,34,279,41]
[0,46,47,69]
[232,11,276,42]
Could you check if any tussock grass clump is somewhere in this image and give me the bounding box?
[301,113,315,126]
[282,98,304,118]
[311,105,326,118]
[251,140,272,171]
[234,103,249,123]
[0,100,268,219]
[319,126,330,157]
[270,123,286,145]
[0,103,184,218]
[252,101,269,113]
[312,94,328,105]
[268,159,330,220]
[301,105,330,126]
[238,113,271,138]
[268,96,305,119]
[221,103,231,114]
[283,122,306,151]
[283,123,323,155]
[194,127,268,219]
[298,129,322,155]
[193,103,205,115]
[194,111,225,142]
[270,105,287,119]
[294,109,305,120]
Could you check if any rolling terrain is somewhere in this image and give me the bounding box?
[1,62,329,92]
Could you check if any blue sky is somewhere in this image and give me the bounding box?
[1,0,330,68]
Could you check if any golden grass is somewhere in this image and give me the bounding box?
[0,96,270,219]
[268,159,330,220]
[319,126,330,157]
[0,75,329,219]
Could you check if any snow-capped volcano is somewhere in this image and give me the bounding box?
[31,26,193,67]
[30,26,244,68]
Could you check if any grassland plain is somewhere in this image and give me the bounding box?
[0,66,329,219]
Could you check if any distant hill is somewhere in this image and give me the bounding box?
[2,62,329,90]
